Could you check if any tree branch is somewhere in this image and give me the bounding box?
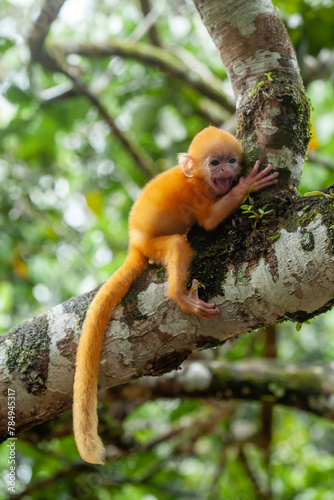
[138,0,163,47]
[113,358,334,421]
[28,1,156,179]
[303,49,334,85]
[308,151,334,171]
[2,190,334,440]
[56,39,235,113]
[19,350,334,447]
[13,407,229,498]
[59,65,157,178]
[28,0,66,72]
[238,446,270,500]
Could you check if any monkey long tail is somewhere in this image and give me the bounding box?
[73,246,148,465]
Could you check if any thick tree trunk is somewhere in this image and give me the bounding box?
[193,0,310,187]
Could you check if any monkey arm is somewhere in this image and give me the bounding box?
[198,161,278,231]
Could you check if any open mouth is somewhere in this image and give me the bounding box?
[211,176,233,195]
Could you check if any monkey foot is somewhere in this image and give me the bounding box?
[172,279,220,319]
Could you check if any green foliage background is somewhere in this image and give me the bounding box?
[1,0,334,498]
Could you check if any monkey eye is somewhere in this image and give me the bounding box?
[210,159,220,166]
[229,158,236,164]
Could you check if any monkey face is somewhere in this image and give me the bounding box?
[207,155,240,196]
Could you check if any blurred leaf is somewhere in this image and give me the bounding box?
[5,85,32,104]
[0,37,15,52]
[86,191,104,216]
[12,257,27,278]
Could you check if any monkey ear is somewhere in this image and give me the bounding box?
[178,153,195,178]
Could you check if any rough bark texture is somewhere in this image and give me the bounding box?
[193,0,301,97]
[193,0,311,187]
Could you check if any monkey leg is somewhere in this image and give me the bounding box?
[144,234,220,319]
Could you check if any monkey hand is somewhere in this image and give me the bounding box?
[187,279,220,319]
[170,279,220,319]
[238,160,279,197]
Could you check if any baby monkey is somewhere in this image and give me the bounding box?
[73,126,279,464]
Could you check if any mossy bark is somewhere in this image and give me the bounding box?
[193,0,311,188]
[188,186,334,321]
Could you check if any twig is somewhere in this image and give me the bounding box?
[307,150,334,171]
[238,445,270,500]
[28,0,66,72]
[40,81,78,101]
[137,0,164,47]
[303,50,334,85]
[60,65,156,178]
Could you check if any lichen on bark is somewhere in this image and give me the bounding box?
[237,78,311,187]
[5,315,51,395]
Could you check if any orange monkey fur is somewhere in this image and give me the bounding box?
[73,126,279,464]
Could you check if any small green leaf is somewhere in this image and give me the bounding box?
[267,232,281,241]
[304,191,326,197]
[192,281,205,291]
